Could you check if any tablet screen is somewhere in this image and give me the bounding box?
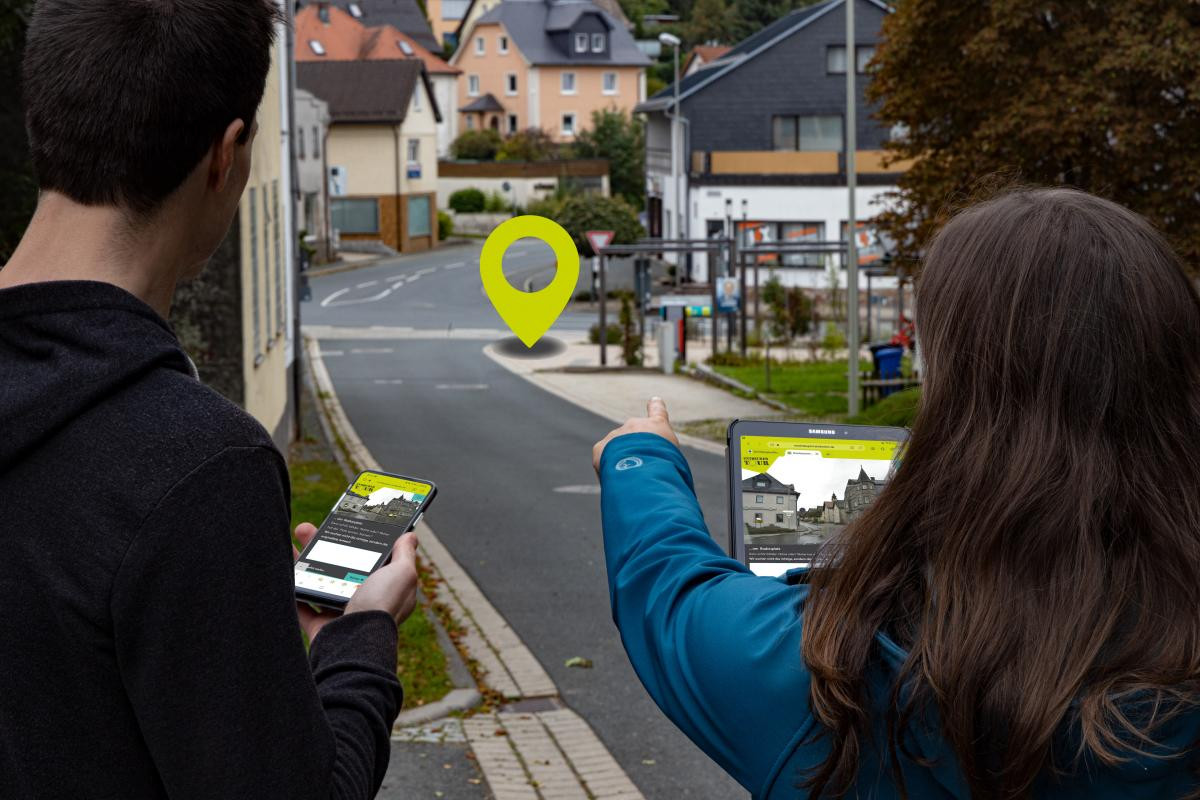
[738,433,901,576]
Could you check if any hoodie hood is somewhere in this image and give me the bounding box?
[0,280,195,468]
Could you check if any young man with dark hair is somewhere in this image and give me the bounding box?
[0,2,418,797]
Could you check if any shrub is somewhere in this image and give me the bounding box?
[450,129,502,160]
[588,323,622,344]
[618,291,642,366]
[496,128,559,162]
[483,191,508,213]
[437,210,453,240]
[554,194,644,256]
[448,188,486,214]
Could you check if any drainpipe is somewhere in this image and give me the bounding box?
[394,125,402,251]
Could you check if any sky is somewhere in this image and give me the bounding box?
[742,451,893,511]
[364,487,419,506]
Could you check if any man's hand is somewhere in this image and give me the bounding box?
[293,524,421,642]
[592,397,680,474]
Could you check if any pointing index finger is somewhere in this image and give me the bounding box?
[647,396,669,421]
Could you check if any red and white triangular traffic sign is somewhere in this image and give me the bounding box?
[585,230,615,253]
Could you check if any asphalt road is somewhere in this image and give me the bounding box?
[305,242,748,799]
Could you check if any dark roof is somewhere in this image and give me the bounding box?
[636,0,889,112]
[473,0,650,66]
[742,473,797,495]
[299,0,439,51]
[460,92,506,113]
[295,59,442,123]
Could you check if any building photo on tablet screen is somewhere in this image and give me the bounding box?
[740,435,900,575]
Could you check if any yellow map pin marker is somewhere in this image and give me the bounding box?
[480,215,580,348]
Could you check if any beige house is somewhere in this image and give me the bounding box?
[297,59,441,253]
[172,3,296,448]
[451,0,650,143]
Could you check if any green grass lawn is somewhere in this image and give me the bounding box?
[710,358,922,428]
[714,359,853,419]
[289,456,452,710]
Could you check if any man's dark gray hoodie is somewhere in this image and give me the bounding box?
[0,280,403,799]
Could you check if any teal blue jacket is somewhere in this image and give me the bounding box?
[599,433,1200,799]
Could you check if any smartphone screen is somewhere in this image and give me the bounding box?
[294,471,433,603]
[738,434,902,576]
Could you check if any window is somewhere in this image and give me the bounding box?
[602,72,617,94]
[754,513,763,524]
[475,36,485,54]
[507,113,518,134]
[828,44,875,74]
[398,39,414,56]
[468,75,480,95]
[506,73,518,95]
[407,138,420,163]
[772,114,843,151]
[499,35,509,53]
[308,40,326,56]
[561,72,576,94]
[466,115,475,130]
[561,112,576,136]
[298,127,305,159]
[826,45,846,73]
[575,33,588,53]
[592,33,605,52]
[408,195,431,238]
[313,125,320,158]
[249,188,260,357]
[331,198,380,234]
[755,495,764,503]
[348,2,363,18]
[776,496,784,504]
[273,180,283,335]
[776,514,785,523]
[856,46,876,73]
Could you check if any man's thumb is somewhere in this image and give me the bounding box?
[392,532,418,567]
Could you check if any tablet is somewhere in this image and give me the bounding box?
[727,420,908,577]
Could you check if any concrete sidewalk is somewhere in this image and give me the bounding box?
[484,333,779,455]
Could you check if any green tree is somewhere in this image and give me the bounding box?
[685,0,735,45]
[554,194,644,256]
[869,0,1200,270]
[761,275,812,342]
[0,0,35,264]
[450,129,503,160]
[496,127,559,161]
[571,109,646,209]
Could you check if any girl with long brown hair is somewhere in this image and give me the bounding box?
[593,188,1200,798]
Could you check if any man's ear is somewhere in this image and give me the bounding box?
[208,118,247,193]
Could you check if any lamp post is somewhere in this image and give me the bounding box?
[845,0,860,416]
[724,198,733,352]
[659,32,682,288]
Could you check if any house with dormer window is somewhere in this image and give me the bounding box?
[451,0,649,143]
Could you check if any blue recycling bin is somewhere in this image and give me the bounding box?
[870,344,905,397]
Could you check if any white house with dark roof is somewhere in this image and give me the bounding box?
[635,0,908,287]
[451,0,650,143]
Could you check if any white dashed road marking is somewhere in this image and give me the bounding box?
[350,347,394,354]
[435,384,489,391]
[356,280,378,288]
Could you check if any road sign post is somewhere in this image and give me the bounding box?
[587,231,615,367]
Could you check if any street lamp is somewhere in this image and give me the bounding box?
[659,32,682,286]
[845,0,860,415]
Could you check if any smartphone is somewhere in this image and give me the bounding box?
[294,470,437,610]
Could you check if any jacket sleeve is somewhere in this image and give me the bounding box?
[599,433,814,794]
[110,445,403,800]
